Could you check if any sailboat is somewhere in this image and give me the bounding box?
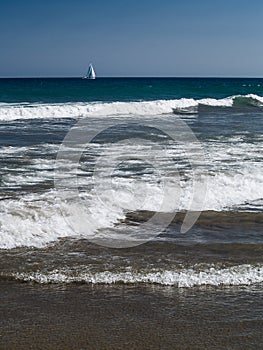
[82,63,96,79]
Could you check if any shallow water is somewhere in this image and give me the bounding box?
[1,281,263,349]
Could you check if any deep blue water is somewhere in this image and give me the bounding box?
[1,77,263,103]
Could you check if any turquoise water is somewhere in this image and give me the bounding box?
[1,77,263,103]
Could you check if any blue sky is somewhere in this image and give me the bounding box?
[0,0,263,77]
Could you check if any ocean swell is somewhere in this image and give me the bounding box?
[0,94,262,120]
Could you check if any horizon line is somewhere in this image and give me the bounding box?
[0,76,263,79]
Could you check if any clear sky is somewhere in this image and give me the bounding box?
[0,0,263,77]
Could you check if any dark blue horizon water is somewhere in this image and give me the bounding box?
[1,77,263,103]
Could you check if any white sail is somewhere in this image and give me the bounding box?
[83,63,96,79]
[90,65,96,79]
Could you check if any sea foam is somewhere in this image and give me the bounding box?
[6,264,263,288]
[0,161,262,249]
[0,94,262,121]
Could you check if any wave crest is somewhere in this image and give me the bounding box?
[0,94,262,120]
[5,264,263,288]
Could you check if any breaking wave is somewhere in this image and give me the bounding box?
[0,162,262,250]
[0,94,263,121]
[4,264,263,288]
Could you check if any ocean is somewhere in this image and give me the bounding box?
[0,78,263,349]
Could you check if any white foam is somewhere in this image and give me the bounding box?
[0,95,246,121]
[1,93,263,121]
[0,154,262,249]
[9,264,263,287]
[0,190,123,249]
[0,91,261,251]
[87,142,263,212]
[181,164,263,211]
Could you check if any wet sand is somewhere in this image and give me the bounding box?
[1,281,263,349]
